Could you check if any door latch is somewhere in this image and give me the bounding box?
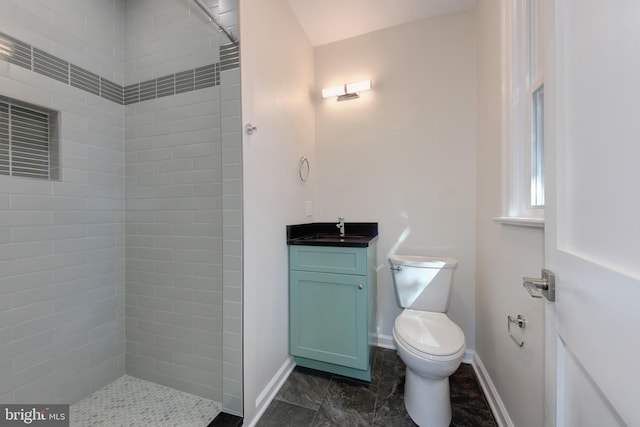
[523,269,556,302]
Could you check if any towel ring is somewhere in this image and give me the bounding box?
[299,157,310,182]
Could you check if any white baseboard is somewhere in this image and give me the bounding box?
[245,356,296,427]
[472,352,514,427]
[375,333,396,349]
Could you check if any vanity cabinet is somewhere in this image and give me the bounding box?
[288,244,377,381]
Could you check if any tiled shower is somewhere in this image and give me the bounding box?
[0,0,242,419]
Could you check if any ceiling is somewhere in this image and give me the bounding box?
[286,0,477,46]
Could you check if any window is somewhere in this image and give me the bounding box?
[0,96,59,180]
[502,0,544,224]
[531,85,544,207]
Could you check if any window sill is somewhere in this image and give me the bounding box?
[494,217,544,228]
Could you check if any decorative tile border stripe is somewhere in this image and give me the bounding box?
[123,63,219,105]
[0,32,31,69]
[175,70,195,94]
[195,63,218,89]
[0,31,239,106]
[0,31,123,104]
[70,63,100,96]
[33,47,69,84]
[123,83,139,105]
[220,43,240,71]
[101,78,124,104]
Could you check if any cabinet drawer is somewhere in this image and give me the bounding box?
[289,245,367,275]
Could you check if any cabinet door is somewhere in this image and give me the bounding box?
[290,270,368,370]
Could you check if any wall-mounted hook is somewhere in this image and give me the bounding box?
[245,123,257,135]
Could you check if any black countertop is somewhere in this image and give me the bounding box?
[287,222,378,248]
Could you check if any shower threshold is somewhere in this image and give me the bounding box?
[70,375,221,426]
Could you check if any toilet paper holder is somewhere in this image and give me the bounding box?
[507,314,526,347]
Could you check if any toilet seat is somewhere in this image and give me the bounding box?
[394,309,465,359]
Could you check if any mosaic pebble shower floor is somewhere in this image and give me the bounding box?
[70,375,221,427]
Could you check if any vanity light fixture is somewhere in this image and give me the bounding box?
[322,80,372,101]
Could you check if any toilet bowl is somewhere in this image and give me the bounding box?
[393,309,465,426]
[389,255,466,427]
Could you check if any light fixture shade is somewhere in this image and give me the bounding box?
[322,80,372,101]
[345,80,371,93]
[322,85,346,98]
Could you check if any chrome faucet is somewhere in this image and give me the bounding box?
[336,217,345,237]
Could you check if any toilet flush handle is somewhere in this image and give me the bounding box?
[390,266,402,272]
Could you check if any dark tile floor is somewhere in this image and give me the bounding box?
[256,348,497,427]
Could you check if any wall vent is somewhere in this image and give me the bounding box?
[0,96,59,180]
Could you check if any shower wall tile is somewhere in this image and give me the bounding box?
[1,0,240,412]
[219,0,240,42]
[1,31,228,108]
[0,1,124,86]
[125,87,223,402]
[0,4,125,407]
[0,31,126,107]
[124,0,221,86]
[220,66,243,416]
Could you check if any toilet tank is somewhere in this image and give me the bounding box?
[389,255,458,312]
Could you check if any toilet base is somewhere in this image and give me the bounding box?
[404,366,451,427]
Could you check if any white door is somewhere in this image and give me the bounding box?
[544,1,640,426]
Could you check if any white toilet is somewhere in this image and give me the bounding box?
[389,254,466,427]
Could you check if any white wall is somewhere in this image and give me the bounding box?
[240,0,316,424]
[238,5,546,427]
[475,1,545,426]
[0,0,125,404]
[314,10,477,352]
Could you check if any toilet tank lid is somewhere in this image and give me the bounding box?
[389,254,458,269]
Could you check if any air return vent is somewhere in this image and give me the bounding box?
[0,96,59,180]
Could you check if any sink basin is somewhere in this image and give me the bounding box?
[286,222,378,247]
[300,233,366,241]
[292,233,375,247]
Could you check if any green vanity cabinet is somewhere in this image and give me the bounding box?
[289,244,377,381]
